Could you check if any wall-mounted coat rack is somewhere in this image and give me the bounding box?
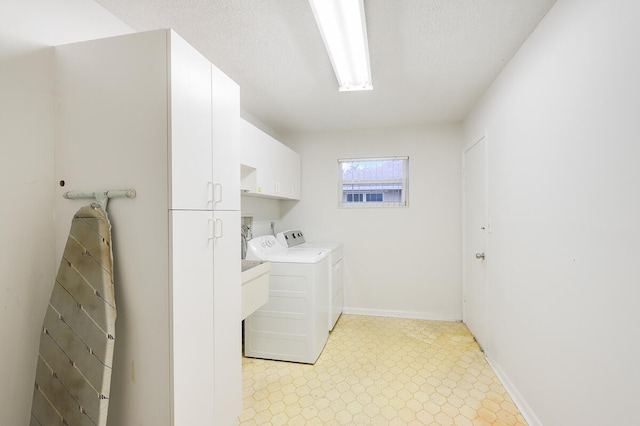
[64,189,137,210]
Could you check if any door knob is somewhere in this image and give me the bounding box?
[475,252,485,260]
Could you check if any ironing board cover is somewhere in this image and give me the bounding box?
[30,204,116,426]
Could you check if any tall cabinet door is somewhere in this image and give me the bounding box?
[212,64,241,211]
[170,210,215,425]
[169,32,213,210]
[212,210,242,424]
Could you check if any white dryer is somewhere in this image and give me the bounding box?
[244,235,330,364]
[277,230,344,331]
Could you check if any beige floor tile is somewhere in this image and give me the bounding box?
[240,315,527,425]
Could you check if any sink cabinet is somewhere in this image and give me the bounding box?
[241,261,271,320]
[54,29,241,426]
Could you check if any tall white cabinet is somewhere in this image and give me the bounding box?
[54,29,241,425]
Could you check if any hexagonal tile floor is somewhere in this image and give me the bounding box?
[240,315,526,425]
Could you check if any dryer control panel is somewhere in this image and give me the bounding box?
[278,229,306,248]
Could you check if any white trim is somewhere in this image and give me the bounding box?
[339,156,409,162]
[486,357,542,426]
[343,307,462,322]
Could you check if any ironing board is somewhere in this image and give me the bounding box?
[30,204,116,426]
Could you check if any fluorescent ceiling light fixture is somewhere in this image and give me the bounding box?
[308,0,373,92]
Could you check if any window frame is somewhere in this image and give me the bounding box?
[338,156,409,208]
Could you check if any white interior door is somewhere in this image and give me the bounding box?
[463,137,488,351]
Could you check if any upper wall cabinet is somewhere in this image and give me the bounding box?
[240,119,301,200]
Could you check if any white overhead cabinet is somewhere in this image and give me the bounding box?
[240,118,301,200]
[54,29,241,425]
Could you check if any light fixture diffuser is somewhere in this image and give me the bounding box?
[308,0,373,92]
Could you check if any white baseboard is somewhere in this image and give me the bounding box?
[342,307,462,322]
[485,357,542,426]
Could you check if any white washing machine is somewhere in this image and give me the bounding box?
[244,235,330,364]
[277,230,344,331]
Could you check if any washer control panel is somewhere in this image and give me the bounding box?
[246,235,286,260]
[258,235,279,249]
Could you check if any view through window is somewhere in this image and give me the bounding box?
[338,157,409,208]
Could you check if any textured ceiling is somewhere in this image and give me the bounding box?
[94,0,557,134]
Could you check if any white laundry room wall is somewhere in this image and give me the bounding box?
[464,0,640,424]
[0,1,132,424]
[279,124,464,320]
[241,195,282,236]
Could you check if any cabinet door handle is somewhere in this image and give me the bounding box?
[213,183,223,204]
[208,218,215,240]
[208,181,214,206]
[214,218,223,239]
[208,218,223,239]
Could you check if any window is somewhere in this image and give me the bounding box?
[338,157,409,208]
[347,193,364,202]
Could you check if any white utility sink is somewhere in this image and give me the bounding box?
[241,260,270,320]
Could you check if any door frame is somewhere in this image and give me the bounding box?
[461,134,490,353]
